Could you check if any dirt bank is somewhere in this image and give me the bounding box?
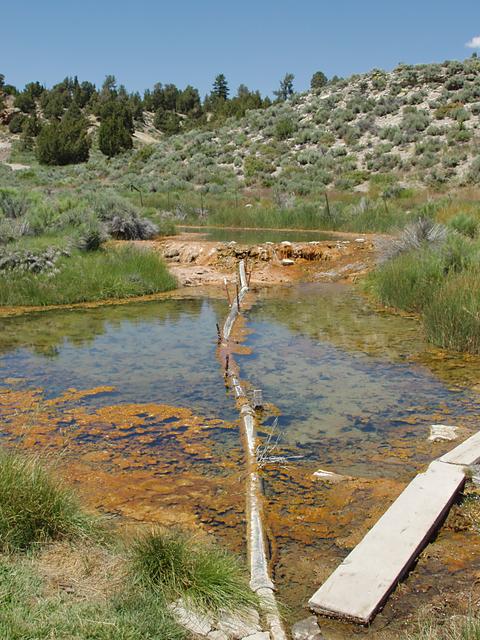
[140,231,381,287]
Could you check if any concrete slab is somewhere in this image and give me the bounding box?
[439,430,480,466]
[308,460,465,623]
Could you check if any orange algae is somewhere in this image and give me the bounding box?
[0,384,247,551]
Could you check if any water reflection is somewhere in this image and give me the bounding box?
[239,283,480,447]
[0,297,234,419]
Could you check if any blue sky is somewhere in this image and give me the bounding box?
[3,0,480,97]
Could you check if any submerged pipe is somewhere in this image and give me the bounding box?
[220,260,286,640]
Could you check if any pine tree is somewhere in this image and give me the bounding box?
[274,73,295,101]
[212,74,229,100]
[310,71,328,92]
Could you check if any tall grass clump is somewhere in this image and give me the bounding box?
[0,449,99,551]
[424,268,480,354]
[0,246,177,306]
[367,246,444,311]
[131,528,258,615]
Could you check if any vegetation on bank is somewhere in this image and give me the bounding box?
[0,246,177,306]
[406,613,480,640]
[366,218,480,354]
[0,448,258,639]
[0,188,177,306]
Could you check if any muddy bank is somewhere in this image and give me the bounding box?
[141,232,379,287]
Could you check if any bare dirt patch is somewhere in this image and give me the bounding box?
[139,231,381,288]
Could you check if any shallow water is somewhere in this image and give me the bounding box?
[239,283,480,465]
[1,285,480,635]
[177,226,339,243]
[0,297,235,419]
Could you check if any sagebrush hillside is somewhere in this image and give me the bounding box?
[2,57,480,198]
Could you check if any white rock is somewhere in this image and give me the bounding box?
[281,259,295,266]
[280,241,292,246]
[169,600,213,636]
[245,203,253,208]
[242,634,270,640]
[429,424,458,442]
[354,238,366,243]
[208,631,229,640]
[291,616,324,640]
[218,609,261,639]
[312,469,346,483]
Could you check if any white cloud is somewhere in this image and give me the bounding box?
[466,35,480,48]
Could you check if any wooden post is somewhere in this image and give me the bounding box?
[216,323,222,344]
[324,191,331,220]
[223,278,232,305]
[224,354,229,375]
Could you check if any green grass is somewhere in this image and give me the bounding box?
[0,557,186,640]
[0,245,177,306]
[366,246,444,312]
[405,613,480,639]
[424,268,480,354]
[0,449,101,551]
[131,528,258,615]
[367,233,480,354]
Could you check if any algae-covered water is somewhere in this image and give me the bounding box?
[1,284,480,637]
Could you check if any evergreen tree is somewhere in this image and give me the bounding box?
[98,101,133,157]
[154,109,181,135]
[310,71,328,91]
[212,74,229,100]
[274,73,295,101]
[36,105,90,165]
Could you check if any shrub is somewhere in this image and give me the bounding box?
[448,212,479,238]
[0,449,99,551]
[75,218,108,251]
[98,114,133,157]
[0,189,29,218]
[275,117,296,140]
[131,528,257,614]
[36,106,90,165]
[8,113,27,134]
[107,213,158,240]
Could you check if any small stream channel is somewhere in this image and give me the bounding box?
[1,284,480,637]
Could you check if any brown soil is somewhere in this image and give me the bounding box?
[135,232,380,288]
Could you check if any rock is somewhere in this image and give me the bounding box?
[312,469,347,483]
[291,616,324,640]
[208,631,229,640]
[429,425,458,442]
[280,241,292,247]
[217,608,261,639]
[354,238,366,243]
[242,633,270,640]
[169,600,213,636]
[245,204,253,208]
[163,246,180,258]
[281,259,295,266]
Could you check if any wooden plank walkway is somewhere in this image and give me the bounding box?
[308,460,466,623]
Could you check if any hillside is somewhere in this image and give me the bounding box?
[128,58,480,195]
[1,58,480,198]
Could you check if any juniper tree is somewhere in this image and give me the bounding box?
[274,73,295,101]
